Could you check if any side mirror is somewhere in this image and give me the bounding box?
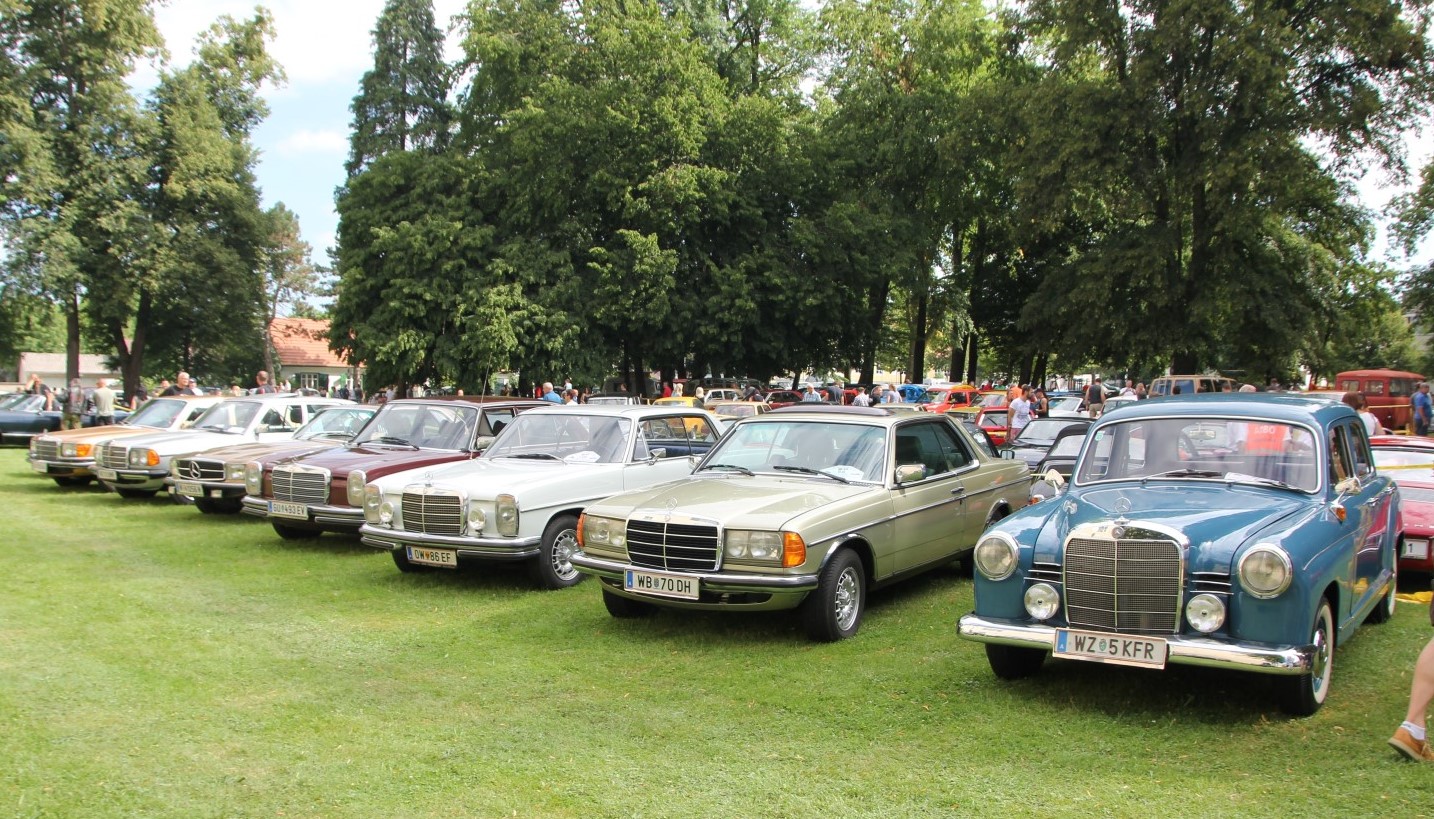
[473,435,496,453]
[1334,477,1360,497]
[894,464,925,484]
[647,447,668,463]
[999,449,1015,460]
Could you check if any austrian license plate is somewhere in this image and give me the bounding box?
[176,480,204,496]
[268,501,309,520]
[96,468,117,481]
[1403,538,1430,560]
[31,461,46,473]
[624,569,699,600]
[406,546,458,569]
[1055,628,1167,669]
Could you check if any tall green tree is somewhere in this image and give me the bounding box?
[346,0,451,177]
[258,203,319,376]
[1012,0,1434,375]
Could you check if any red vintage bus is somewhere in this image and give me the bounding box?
[1334,369,1423,432]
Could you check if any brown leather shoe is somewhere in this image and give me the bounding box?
[1390,727,1434,761]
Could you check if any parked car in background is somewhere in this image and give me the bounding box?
[975,407,1011,446]
[94,395,353,499]
[1000,417,1093,469]
[958,393,1398,715]
[1369,434,1434,574]
[242,398,546,538]
[168,405,376,513]
[572,405,1032,641]
[1046,396,1088,418]
[360,405,724,587]
[26,395,224,486]
[764,390,804,409]
[587,395,644,406]
[707,400,771,420]
[1027,425,1090,501]
[0,393,64,444]
[924,385,980,414]
[1335,369,1422,433]
[1149,374,1234,396]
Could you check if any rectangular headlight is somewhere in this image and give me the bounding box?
[725,529,784,563]
[495,494,519,537]
[580,515,626,550]
[226,463,247,482]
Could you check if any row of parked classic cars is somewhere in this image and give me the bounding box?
[16,386,1425,715]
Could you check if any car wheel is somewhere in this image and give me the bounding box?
[529,514,583,590]
[801,548,865,642]
[1366,556,1397,625]
[985,643,1047,679]
[1278,598,1334,716]
[271,521,319,540]
[51,476,91,487]
[391,549,435,573]
[602,588,656,618]
[195,497,243,515]
[115,488,155,499]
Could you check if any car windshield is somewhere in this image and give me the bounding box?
[713,404,756,417]
[1372,447,1434,483]
[295,407,375,440]
[980,411,1008,429]
[1075,417,1320,491]
[1013,419,1077,446]
[192,401,262,431]
[1051,397,1084,413]
[702,420,886,483]
[1048,433,1085,458]
[124,397,191,428]
[353,403,481,449]
[485,413,633,463]
[979,393,1008,409]
[0,393,30,410]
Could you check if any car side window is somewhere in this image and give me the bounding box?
[682,416,718,442]
[260,408,285,429]
[1339,422,1374,479]
[486,409,516,436]
[185,406,207,424]
[894,422,967,479]
[934,422,974,471]
[1329,427,1354,484]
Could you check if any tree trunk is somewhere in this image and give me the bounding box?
[966,335,979,384]
[65,289,81,384]
[908,292,927,385]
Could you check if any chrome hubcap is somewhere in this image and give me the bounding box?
[1310,612,1331,700]
[834,566,860,630]
[552,529,578,580]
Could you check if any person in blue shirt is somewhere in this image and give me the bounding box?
[1414,382,1432,436]
[541,382,563,403]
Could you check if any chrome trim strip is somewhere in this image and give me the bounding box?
[571,552,820,590]
[359,524,542,554]
[956,614,1314,675]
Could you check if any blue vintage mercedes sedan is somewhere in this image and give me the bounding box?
[957,393,1399,715]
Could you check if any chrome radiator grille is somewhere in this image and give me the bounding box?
[625,519,721,572]
[96,443,129,470]
[31,439,59,460]
[1063,534,1182,633]
[173,458,225,482]
[270,465,330,504]
[400,489,463,535]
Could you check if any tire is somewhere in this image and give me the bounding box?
[195,497,243,515]
[271,520,320,540]
[391,549,435,573]
[1366,558,1397,625]
[985,643,1047,679]
[52,476,91,487]
[801,548,865,642]
[1278,599,1334,716]
[602,588,656,618]
[115,488,156,499]
[529,514,583,589]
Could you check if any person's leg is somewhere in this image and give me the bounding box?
[1392,637,1434,760]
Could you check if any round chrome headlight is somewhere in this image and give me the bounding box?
[378,501,394,525]
[346,469,367,506]
[1238,545,1292,599]
[1024,583,1060,620]
[467,502,486,534]
[1185,593,1227,633]
[973,534,1019,581]
[244,463,261,495]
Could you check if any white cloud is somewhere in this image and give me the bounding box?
[276,128,349,157]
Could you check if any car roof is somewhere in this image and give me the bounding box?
[1100,393,1356,425]
[522,404,713,418]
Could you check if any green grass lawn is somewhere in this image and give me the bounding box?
[2,447,1432,817]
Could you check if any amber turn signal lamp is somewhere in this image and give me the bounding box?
[576,514,587,547]
[782,532,806,567]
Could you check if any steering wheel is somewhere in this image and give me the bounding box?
[1178,432,1198,461]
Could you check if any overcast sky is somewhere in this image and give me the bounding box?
[143,1,1433,273]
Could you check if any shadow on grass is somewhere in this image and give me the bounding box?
[376,557,548,596]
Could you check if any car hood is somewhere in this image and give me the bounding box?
[1395,482,1434,534]
[287,444,473,478]
[39,423,163,444]
[1028,483,1310,572]
[589,473,878,531]
[108,429,263,455]
[191,439,344,466]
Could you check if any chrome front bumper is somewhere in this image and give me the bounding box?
[28,456,94,476]
[956,614,1314,675]
[358,524,541,561]
[240,497,364,528]
[570,552,821,592]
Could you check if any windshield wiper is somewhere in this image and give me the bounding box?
[370,436,419,449]
[499,452,562,460]
[774,465,850,484]
[1221,472,1300,491]
[701,463,754,476]
[1143,469,1223,480]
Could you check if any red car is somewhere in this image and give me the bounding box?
[1371,434,1434,573]
[975,407,1011,446]
[764,390,805,409]
[241,398,546,539]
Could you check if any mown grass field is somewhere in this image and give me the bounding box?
[1,446,1432,817]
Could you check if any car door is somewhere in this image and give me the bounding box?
[1333,422,1393,622]
[254,403,298,442]
[626,415,706,489]
[890,420,972,573]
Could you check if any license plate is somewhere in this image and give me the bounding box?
[406,546,458,568]
[625,569,699,600]
[31,461,46,473]
[1403,538,1430,560]
[176,480,204,496]
[96,468,117,481]
[1055,628,1167,669]
[268,501,309,520]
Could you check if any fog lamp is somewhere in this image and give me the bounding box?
[1024,583,1060,620]
[1185,593,1226,633]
